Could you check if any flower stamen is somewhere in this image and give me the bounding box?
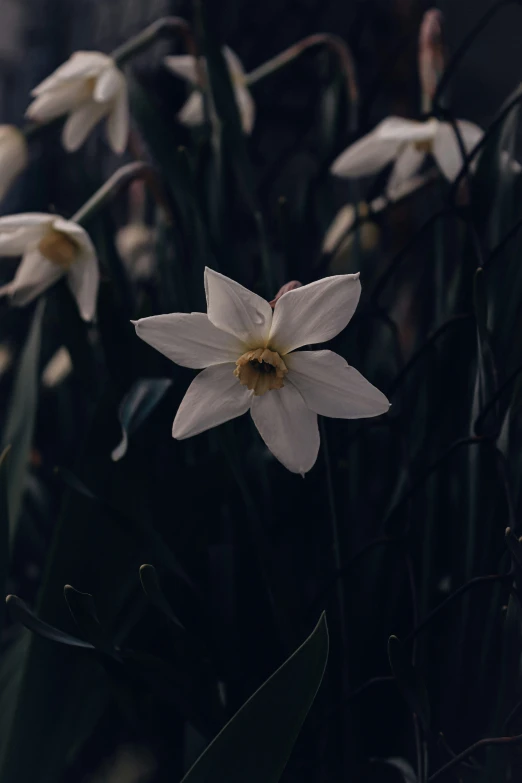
[413,139,433,154]
[234,348,287,396]
[38,228,80,270]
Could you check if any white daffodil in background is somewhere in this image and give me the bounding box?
[0,214,99,321]
[164,47,255,134]
[0,126,28,202]
[331,116,483,198]
[26,52,129,154]
[133,268,389,474]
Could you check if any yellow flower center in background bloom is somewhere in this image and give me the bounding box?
[38,228,79,270]
[413,139,433,153]
[234,348,287,396]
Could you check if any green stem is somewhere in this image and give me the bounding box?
[72,162,154,225]
[111,16,197,65]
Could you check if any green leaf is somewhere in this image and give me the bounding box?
[5,595,93,650]
[64,585,118,658]
[180,613,328,783]
[1,299,45,536]
[0,447,10,635]
[139,564,184,631]
[473,268,497,433]
[112,379,172,461]
[388,635,431,730]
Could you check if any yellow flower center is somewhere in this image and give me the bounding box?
[38,228,79,270]
[413,139,433,153]
[234,348,287,396]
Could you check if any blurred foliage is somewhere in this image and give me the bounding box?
[1,1,522,783]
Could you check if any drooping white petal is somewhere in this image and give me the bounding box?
[2,247,64,306]
[0,127,28,202]
[250,382,319,474]
[172,362,252,439]
[269,273,361,354]
[178,91,205,126]
[235,84,255,134]
[386,144,427,198]
[322,205,356,255]
[376,116,438,143]
[164,55,200,84]
[204,267,272,346]
[26,81,87,122]
[0,213,51,255]
[330,131,400,178]
[432,120,483,181]
[93,64,122,103]
[62,101,108,152]
[134,312,246,369]
[106,78,129,154]
[223,47,247,83]
[67,252,99,321]
[31,51,113,96]
[286,350,390,418]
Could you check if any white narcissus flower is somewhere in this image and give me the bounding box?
[133,268,389,475]
[0,126,28,202]
[164,47,255,135]
[331,117,483,198]
[0,214,99,321]
[26,52,129,154]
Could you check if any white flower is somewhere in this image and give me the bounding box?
[164,47,255,135]
[331,116,483,198]
[0,126,28,202]
[0,214,99,321]
[26,52,129,154]
[133,268,389,474]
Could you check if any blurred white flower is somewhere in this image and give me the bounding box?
[133,268,389,474]
[164,47,255,134]
[0,126,28,202]
[331,117,483,198]
[0,214,99,321]
[26,52,129,154]
[42,346,72,388]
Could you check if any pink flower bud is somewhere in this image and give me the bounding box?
[269,280,302,308]
[418,10,446,112]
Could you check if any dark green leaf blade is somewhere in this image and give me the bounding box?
[181,613,329,783]
[112,378,172,461]
[388,635,431,730]
[5,595,94,650]
[0,446,11,634]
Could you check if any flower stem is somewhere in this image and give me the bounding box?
[111,16,197,65]
[72,162,156,226]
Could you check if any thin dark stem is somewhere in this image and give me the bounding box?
[428,731,522,781]
[405,573,511,643]
[433,0,520,108]
[384,437,485,535]
[111,16,197,64]
[504,699,522,732]
[483,213,522,270]
[387,314,473,397]
[474,358,522,435]
[370,209,453,304]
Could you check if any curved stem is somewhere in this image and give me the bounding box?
[428,731,522,781]
[111,16,196,65]
[474,358,522,435]
[72,162,156,225]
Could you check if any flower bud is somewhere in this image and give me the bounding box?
[0,126,28,202]
[418,10,446,113]
[269,280,302,308]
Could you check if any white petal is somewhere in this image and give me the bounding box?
[4,247,63,306]
[204,267,272,346]
[178,91,205,126]
[172,363,251,439]
[133,312,246,369]
[0,213,51,255]
[330,132,400,178]
[386,144,426,198]
[26,82,87,122]
[31,51,112,96]
[250,382,319,474]
[269,273,361,354]
[235,85,255,134]
[0,127,28,202]
[106,80,129,154]
[164,55,200,84]
[322,205,356,254]
[93,65,122,103]
[286,350,390,418]
[67,253,99,321]
[432,120,483,182]
[223,47,247,82]
[376,116,438,142]
[62,101,108,152]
